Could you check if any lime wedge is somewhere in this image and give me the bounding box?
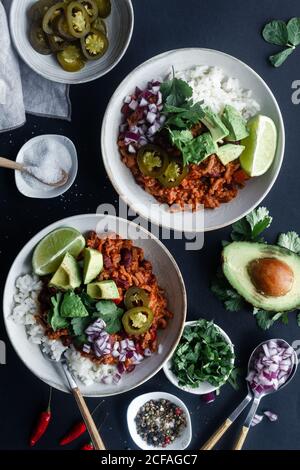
[32,227,85,276]
[240,115,277,177]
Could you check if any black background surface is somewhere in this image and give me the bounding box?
[1,0,300,451]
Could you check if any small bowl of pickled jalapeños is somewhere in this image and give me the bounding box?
[127,392,192,450]
[10,0,134,84]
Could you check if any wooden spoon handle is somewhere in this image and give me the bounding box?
[72,387,106,450]
[201,418,232,450]
[0,157,24,171]
[232,426,249,450]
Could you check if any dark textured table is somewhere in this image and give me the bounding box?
[1,0,300,451]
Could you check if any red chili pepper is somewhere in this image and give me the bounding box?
[60,421,87,446]
[30,388,52,447]
[81,442,94,450]
[60,400,104,446]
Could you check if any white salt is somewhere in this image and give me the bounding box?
[21,137,72,190]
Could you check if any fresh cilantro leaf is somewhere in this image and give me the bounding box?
[168,128,216,165]
[262,20,289,46]
[224,291,245,312]
[73,334,88,348]
[61,291,89,318]
[254,309,275,330]
[277,231,300,253]
[246,207,273,239]
[48,293,69,332]
[80,291,97,314]
[287,18,300,46]
[211,269,245,312]
[228,367,241,391]
[171,320,234,388]
[71,317,91,336]
[281,312,289,325]
[230,217,252,241]
[94,300,124,334]
[160,72,193,107]
[297,312,300,327]
[253,308,287,330]
[269,48,294,67]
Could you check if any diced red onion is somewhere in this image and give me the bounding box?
[82,344,91,354]
[143,348,152,357]
[202,392,216,404]
[148,103,157,113]
[247,340,295,396]
[157,91,162,106]
[251,414,264,427]
[140,97,149,107]
[113,373,122,384]
[124,95,131,104]
[146,111,157,124]
[117,362,125,374]
[128,144,136,154]
[112,350,120,358]
[151,85,160,94]
[129,99,138,111]
[264,411,278,422]
[101,375,111,384]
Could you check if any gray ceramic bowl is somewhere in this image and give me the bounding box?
[3,214,187,397]
[10,0,134,84]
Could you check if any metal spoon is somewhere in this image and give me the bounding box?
[201,338,298,450]
[41,348,106,451]
[0,156,69,188]
[233,338,298,450]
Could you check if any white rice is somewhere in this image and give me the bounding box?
[172,65,260,120]
[11,274,116,386]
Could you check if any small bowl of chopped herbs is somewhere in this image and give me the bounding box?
[163,319,235,395]
[127,392,192,450]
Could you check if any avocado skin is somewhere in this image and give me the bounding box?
[222,241,300,312]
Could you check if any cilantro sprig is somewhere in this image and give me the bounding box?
[262,18,300,67]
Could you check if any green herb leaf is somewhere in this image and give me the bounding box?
[94,300,124,334]
[71,317,91,336]
[253,309,275,330]
[262,20,288,46]
[211,269,245,312]
[287,17,300,46]
[61,291,89,318]
[297,312,300,327]
[246,207,273,239]
[80,291,97,314]
[253,308,287,330]
[48,293,69,332]
[171,319,234,388]
[230,217,252,241]
[277,231,300,253]
[160,74,193,107]
[73,334,88,347]
[228,367,241,391]
[269,47,294,67]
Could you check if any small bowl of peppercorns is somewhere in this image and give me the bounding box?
[127,392,192,450]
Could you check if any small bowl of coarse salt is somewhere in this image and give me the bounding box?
[15,135,77,199]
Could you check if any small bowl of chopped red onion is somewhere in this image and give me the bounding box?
[246,339,298,396]
[127,392,192,450]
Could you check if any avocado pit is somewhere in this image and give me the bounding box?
[248,257,294,297]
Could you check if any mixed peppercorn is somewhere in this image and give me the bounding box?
[135,399,187,448]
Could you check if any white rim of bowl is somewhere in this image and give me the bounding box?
[127,391,192,450]
[3,213,187,397]
[163,320,235,395]
[9,0,134,84]
[101,47,285,232]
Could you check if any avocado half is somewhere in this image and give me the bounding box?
[222,241,300,311]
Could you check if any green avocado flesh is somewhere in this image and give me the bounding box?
[49,252,81,291]
[222,241,300,311]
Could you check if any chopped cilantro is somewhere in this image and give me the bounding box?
[94,300,124,334]
[277,231,300,253]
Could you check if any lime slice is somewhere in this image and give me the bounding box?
[32,227,85,275]
[240,115,277,177]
